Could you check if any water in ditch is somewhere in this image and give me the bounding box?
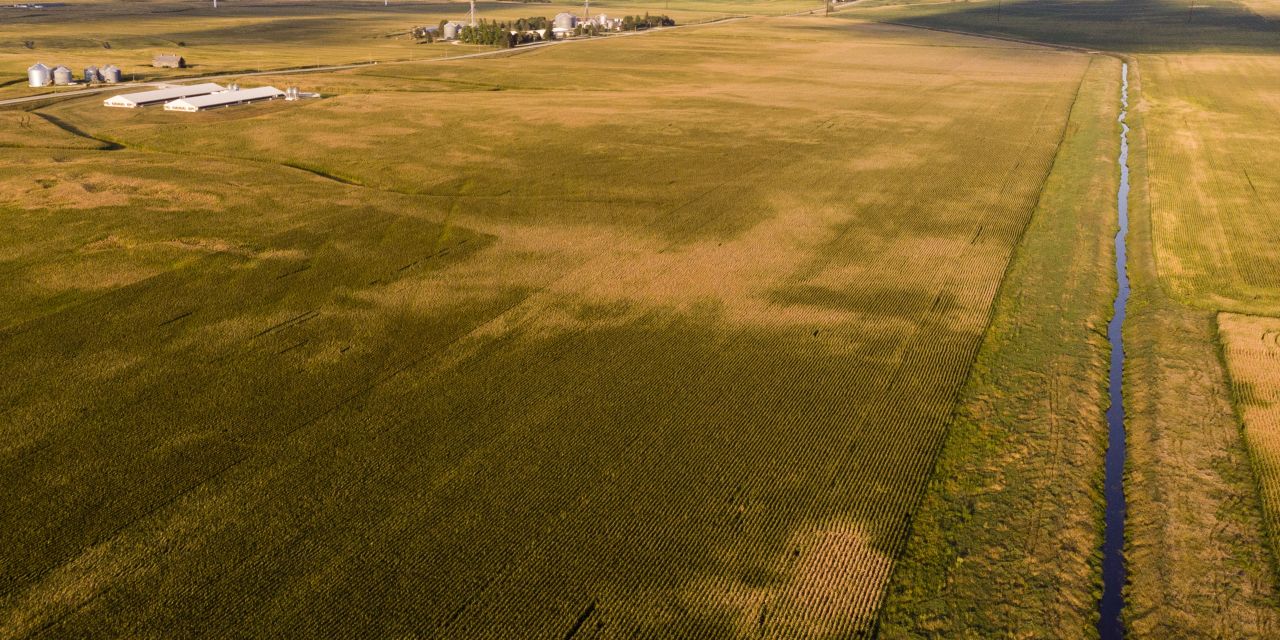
[1097,61,1130,640]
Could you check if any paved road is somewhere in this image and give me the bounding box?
[0,16,746,108]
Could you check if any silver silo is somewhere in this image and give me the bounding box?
[553,12,577,30]
[101,64,122,83]
[27,62,51,87]
[84,66,100,83]
[52,65,73,85]
[443,21,461,39]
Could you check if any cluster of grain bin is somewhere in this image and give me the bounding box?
[27,61,121,87]
[83,65,120,83]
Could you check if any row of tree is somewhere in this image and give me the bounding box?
[456,19,556,47]
[620,14,676,30]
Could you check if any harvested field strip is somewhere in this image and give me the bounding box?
[1219,312,1280,569]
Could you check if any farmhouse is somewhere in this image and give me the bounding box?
[103,82,224,108]
[164,86,285,111]
[153,53,186,68]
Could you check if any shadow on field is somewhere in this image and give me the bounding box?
[0,219,973,637]
[859,0,1280,52]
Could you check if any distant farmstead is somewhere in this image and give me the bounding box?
[153,54,186,68]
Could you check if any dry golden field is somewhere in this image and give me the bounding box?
[1142,54,1280,316]
[1220,313,1280,563]
[0,15,1091,638]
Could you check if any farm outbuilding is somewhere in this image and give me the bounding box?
[101,64,121,83]
[27,62,50,87]
[103,82,224,108]
[83,66,100,83]
[52,65,73,85]
[153,54,186,68]
[443,21,463,39]
[163,86,284,111]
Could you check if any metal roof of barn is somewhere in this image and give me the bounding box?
[104,83,224,106]
[163,86,284,111]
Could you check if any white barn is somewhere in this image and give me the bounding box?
[103,83,224,108]
[164,86,285,112]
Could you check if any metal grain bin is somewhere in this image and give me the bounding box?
[102,64,122,83]
[27,62,51,87]
[84,66,100,83]
[52,65,73,85]
[554,12,577,30]
[443,21,461,39]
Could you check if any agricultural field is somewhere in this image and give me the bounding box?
[0,14,1092,638]
[1220,313,1280,568]
[880,54,1120,639]
[1142,53,1280,316]
[851,0,1280,635]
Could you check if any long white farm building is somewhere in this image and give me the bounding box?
[103,83,224,108]
[164,86,285,111]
